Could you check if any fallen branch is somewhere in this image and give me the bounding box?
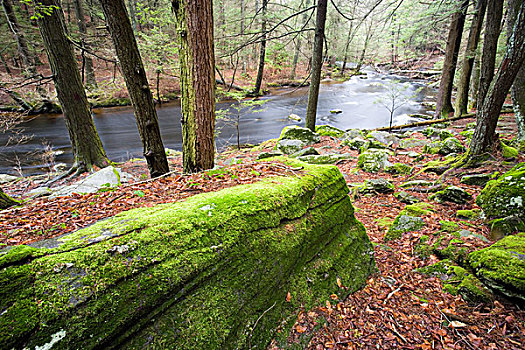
[368,108,513,132]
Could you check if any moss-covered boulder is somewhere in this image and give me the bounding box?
[297,153,354,164]
[476,163,525,220]
[416,260,493,304]
[315,125,345,138]
[367,131,399,146]
[385,163,412,175]
[394,191,419,204]
[384,203,431,241]
[399,138,428,149]
[468,233,525,302]
[460,173,492,186]
[343,136,369,151]
[275,126,321,154]
[357,149,391,173]
[0,160,375,350]
[360,178,395,194]
[439,137,466,155]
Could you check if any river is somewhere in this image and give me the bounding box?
[0,69,432,175]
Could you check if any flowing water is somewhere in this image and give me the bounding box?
[0,69,433,175]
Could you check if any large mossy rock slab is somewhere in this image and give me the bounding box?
[476,163,525,220]
[468,233,525,302]
[357,149,391,173]
[0,160,375,350]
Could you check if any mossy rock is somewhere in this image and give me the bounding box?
[488,215,525,239]
[416,260,492,304]
[440,220,460,233]
[460,173,492,186]
[343,137,369,151]
[394,191,419,204]
[342,129,364,141]
[289,147,319,158]
[367,131,400,146]
[423,140,442,154]
[439,137,466,155]
[385,163,412,175]
[468,233,525,302]
[277,126,320,145]
[315,125,345,138]
[399,138,428,149]
[430,186,472,204]
[297,153,354,164]
[384,215,425,241]
[501,141,518,159]
[360,178,395,194]
[357,149,391,173]
[456,209,482,220]
[476,163,525,220]
[459,129,474,140]
[0,159,375,349]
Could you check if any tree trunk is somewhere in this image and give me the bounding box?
[356,22,373,73]
[305,0,327,131]
[37,0,109,172]
[435,0,469,119]
[476,0,504,112]
[508,0,525,141]
[290,0,310,80]
[0,187,18,210]
[470,46,481,109]
[454,0,486,117]
[73,0,97,89]
[340,24,354,76]
[253,0,268,95]
[469,1,525,156]
[1,0,35,75]
[98,0,169,178]
[128,0,137,32]
[173,0,215,173]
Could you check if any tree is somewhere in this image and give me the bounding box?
[37,0,109,173]
[253,0,268,96]
[1,0,36,75]
[375,79,411,133]
[0,187,18,209]
[468,1,525,157]
[173,0,216,173]
[508,0,525,142]
[454,0,486,117]
[305,0,328,131]
[98,0,169,178]
[290,0,311,80]
[72,0,97,88]
[434,0,469,119]
[476,0,504,112]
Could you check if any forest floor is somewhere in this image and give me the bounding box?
[1,110,524,349]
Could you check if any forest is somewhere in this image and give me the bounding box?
[0,0,524,349]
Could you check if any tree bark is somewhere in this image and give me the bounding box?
[37,0,109,172]
[72,0,97,89]
[253,0,268,95]
[435,0,469,119]
[305,0,328,131]
[476,0,504,112]
[508,0,525,141]
[454,0,486,117]
[469,1,525,156]
[173,0,215,173]
[98,0,169,178]
[0,187,18,210]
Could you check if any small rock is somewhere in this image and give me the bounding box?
[330,109,343,114]
[343,137,369,151]
[399,180,435,188]
[276,139,304,154]
[460,174,491,186]
[360,178,395,193]
[439,129,454,141]
[277,126,320,145]
[357,149,391,173]
[27,187,52,198]
[315,125,345,138]
[368,130,399,146]
[399,138,428,149]
[290,147,319,158]
[430,186,472,204]
[288,113,302,122]
[488,215,525,239]
[439,137,466,155]
[297,153,354,164]
[385,215,425,241]
[385,163,412,175]
[394,191,419,204]
[343,129,364,140]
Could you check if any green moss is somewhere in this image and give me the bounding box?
[476,163,525,219]
[438,238,469,264]
[501,142,518,159]
[315,125,345,138]
[385,163,413,175]
[0,159,374,349]
[403,202,433,217]
[439,220,460,233]
[376,217,395,229]
[456,209,482,220]
[468,233,525,301]
[415,235,431,258]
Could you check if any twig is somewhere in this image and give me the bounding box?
[383,283,404,304]
[248,301,276,349]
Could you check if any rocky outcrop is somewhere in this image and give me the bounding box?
[0,159,375,350]
[275,126,321,154]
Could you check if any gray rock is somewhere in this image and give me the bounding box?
[344,137,369,151]
[276,139,304,154]
[487,215,525,239]
[330,109,343,114]
[360,178,395,193]
[439,137,466,155]
[400,180,435,188]
[343,129,364,140]
[460,174,492,186]
[51,166,130,198]
[0,174,18,184]
[385,215,425,241]
[394,191,420,204]
[278,126,320,145]
[457,229,489,243]
[288,113,302,122]
[399,138,428,149]
[290,147,319,158]
[357,149,391,173]
[368,130,400,146]
[315,125,345,138]
[430,186,472,204]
